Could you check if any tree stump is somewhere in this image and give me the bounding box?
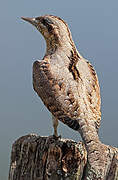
[8,134,87,180]
[8,134,118,180]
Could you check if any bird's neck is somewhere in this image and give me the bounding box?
[45,37,82,60]
[44,31,82,58]
[44,34,68,54]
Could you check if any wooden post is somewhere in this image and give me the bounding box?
[8,134,118,180]
[8,134,87,180]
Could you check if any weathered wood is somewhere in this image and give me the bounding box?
[8,134,118,180]
[83,143,118,180]
[8,134,87,180]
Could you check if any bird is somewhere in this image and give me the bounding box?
[21,15,101,139]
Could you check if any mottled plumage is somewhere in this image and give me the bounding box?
[21,15,101,137]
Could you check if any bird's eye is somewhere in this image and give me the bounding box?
[41,19,48,26]
[42,18,53,25]
[41,18,53,32]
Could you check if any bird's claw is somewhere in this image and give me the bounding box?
[53,134,61,140]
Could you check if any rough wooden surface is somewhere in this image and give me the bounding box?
[9,134,118,180]
[8,134,87,180]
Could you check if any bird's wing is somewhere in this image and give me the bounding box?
[32,60,53,104]
[32,59,81,130]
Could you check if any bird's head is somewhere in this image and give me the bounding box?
[21,15,74,53]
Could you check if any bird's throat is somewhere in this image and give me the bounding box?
[45,36,75,57]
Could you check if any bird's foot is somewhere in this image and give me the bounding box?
[53,134,61,140]
[46,135,61,144]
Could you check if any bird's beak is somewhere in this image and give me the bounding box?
[21,17,38,27]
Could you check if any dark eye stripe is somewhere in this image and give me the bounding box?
[42,18,54,25]
[42,18,53,32]
[42,19,48,26]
